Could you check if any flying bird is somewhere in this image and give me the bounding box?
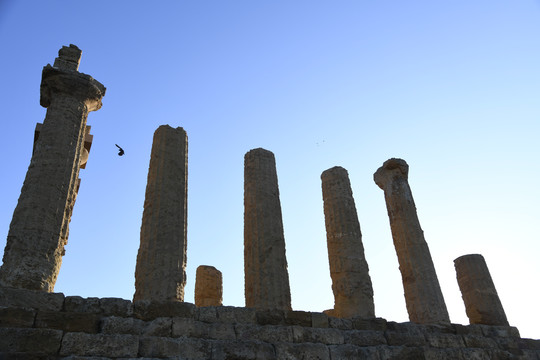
[115,144,125,156]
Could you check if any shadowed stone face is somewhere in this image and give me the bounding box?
[321,166,375,318]
[134,125,188,302]
[374,158,450,324]
[454,254,509,326]
[0,45,105,292]
[244,148,291,310]
[195,265,223,307]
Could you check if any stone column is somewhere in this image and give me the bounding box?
[134,125,188,302]
[195,265,223,307]
[244,148,291,310]
[0,45,105,292]
[454,254,509,326]
[374,158,450,324]
[321,166,375,318]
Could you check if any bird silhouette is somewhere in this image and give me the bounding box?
[115,144,125,156]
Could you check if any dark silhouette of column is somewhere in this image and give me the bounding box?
[374,158,449,324]
[321,166,375,318]
[134,125,188,302]
[244,148,291,310]
[454,254,509,326]
[0,45,105,292]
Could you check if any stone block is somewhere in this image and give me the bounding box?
[479,325,521,338]
[60,333,138,358]
[0,287,64,312]
[256,309,285,325]
[379,345,427,360]
[197,306,218,322]
[211,340,276,360]
[460,348,492,360]
[0,306,36,327]
[292,326,344,345]
[285,310,312,326]
[518,338,540,350]
[462,334,499,349]
[311,312,329,328]
[64,296,101,313]
[100,316,171,337]
[99,298,132,317]
[328,316,353,330]
[275,343,330,360]
[138,336,211,359]
[425,333,465,348]
[235,324,293,343]
[0,327,62,354]
[216,306,256,324]
[351,317,387,331]
[345,330,387,346]
[172,317,235,340]
[133,300,196,321]
[328,344,380,359]
[384,331,426,347]
[35,311,100,333]
[423,347,464,359]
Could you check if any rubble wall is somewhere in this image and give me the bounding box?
[1,287,539,359]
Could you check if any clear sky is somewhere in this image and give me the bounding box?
[0,1,539,339]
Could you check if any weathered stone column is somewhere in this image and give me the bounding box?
[454,254,509,326]
[134,125,188,302]
[374,158,450,324]
[244,148,291,310]
[321,166,375,318]
[0,45,105,292]
[195,265,223,307]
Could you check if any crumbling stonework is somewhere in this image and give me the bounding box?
[321,166,375,319]
[195,265,223,307]
[0,44,105,292]
[244,148,291,311]
[1,287,539,359]
[374,158,450,324]
[134,125,188,302]
[455,254,509,326]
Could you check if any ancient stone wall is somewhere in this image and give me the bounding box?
[1,287,539,359]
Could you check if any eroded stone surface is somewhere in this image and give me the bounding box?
[244,148,291,310]
[454,254,509,326]
[0,45,105,292]
[374,158,450,324]
[134,125,188,302]
[195,265,223,307]
[321,166,375,319]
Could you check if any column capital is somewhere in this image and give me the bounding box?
[373,158,409,190]
[40,64,106,112]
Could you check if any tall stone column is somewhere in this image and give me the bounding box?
[374,158,450,324]
[454,254,509,326]
[134,125,188,302]
[0,45,105,292]
[321,166,375,318]
[195,265,223,307]
[244,148,291,310]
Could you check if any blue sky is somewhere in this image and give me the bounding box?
[0,1,539,338]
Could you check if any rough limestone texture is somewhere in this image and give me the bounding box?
[321,166,375,319]
[134,125,188,302]
[374,158,450,324]
[195,265,223,307]
[0,44,105,292]
[1,287,539,359]
[455,254,510,326]
[244,148,291,311]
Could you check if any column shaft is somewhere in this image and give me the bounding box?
[244,148,291,310]
[321,166,375,318]
[374,158,449,324]
[195,265,223,307]
[134,125,188,302]
[454,254,509,326]
[0,45,105,292]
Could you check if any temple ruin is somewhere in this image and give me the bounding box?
[0,45,538,359]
